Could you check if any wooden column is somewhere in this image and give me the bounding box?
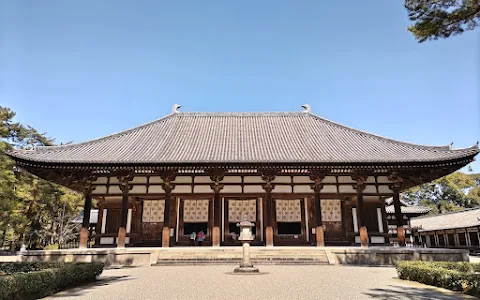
[210,171,224,247]
[78,176,97,249]
[261,171,276,247]
[94,199,104,246]
[310,171,326,247]
[388,173,405,246]
[161,172,176,247]
[117,174,133,248]
[79,190,93,248]
[381,204,390,244]
[352,173,368,247]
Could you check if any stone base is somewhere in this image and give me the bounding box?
[359,226,368,248]
[212,227,220,247]
[16,246,470,267]
[316,226,324,247]
[162,227,170,248]
[234,266,259,273]
[117,227,126,248]
[266,226,274,247]
[79,227,89,249]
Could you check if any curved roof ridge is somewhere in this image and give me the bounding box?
[176,111,305,116]
[306,112,464,152]
[15,113,178,152]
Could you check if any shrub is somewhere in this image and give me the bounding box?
[44,244,59,250]
[396,261,480,297]
[0,262,64,275]
[0,262,104,300]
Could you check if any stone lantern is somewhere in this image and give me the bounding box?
[234,220,259,273]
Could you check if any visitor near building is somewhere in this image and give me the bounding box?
[189,232,196,246]
[197,230,205,246]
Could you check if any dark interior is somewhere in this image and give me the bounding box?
[277,222,302,235]
[183,223,208,235]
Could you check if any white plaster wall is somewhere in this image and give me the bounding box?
[293,176,312,183]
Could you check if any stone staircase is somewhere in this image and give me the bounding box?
[155,247,330,265]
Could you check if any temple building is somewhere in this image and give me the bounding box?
[6,105,479,248]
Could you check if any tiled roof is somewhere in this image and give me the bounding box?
[72,209,98,224]
[385,205,431,214]
[6,110,479,165]
[384,197,431,214]
[410,208,480,232]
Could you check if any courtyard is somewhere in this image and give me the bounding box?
[47,265,474,300]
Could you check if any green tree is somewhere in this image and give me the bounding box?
[0,106,84,249]
[402,171,480,214]
[405,0,480,42]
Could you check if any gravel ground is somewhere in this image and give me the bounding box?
[46,265,475,300]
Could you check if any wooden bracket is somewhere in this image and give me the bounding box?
[351,172,368,191]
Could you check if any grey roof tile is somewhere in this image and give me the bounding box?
[7,111,479,165]
[385,205,431,214]
[410,208,480,231]
[72,209,98,224]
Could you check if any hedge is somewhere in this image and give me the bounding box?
[0,262,67,276]
[0,262,104,300]
[396,261,480,297]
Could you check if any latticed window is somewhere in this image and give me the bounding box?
[458,232,467,246]
[448,234,455,246]
[438,234,446,246]
[142,200,165,223]
[183,200,209,235]
[470,232,479,246]
[228,199,256,222]
[429,235,436,247]
[276,200,302,235]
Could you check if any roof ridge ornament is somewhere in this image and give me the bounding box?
[172,104,182,114]
[301,104,311,113]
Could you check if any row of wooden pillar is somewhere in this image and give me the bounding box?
[78,177,406,248]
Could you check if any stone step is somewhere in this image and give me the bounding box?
[155,258,329,265]
[160,251,327,255]
[159,255,328,259]
[156,249,329,265]
[160,256,328,261]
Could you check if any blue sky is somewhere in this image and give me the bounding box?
[1,1,479,171]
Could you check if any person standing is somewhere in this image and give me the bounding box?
[197,230,205,246]
[189,231,196,246]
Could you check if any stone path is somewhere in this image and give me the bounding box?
[47,265,475,300]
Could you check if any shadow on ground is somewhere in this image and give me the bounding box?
[48,275,131,298]
[364,285,470,300]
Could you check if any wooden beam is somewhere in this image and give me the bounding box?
[117,173,134,248]
[209,171,224,247]
[352,172,368,247]
[309,170,327,247]
[160,171,176,247]
[260,170,277,247]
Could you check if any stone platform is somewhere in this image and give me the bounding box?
[16,246,469,267]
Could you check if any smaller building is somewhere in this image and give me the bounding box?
[72,209,99,227]
[72,209,99,240]
[411,207,480,250]
[384,198,430,244]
